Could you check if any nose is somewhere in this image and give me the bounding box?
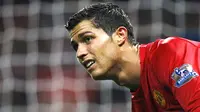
[76,44,88,60]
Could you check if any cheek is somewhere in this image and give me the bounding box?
[95,43,117,65]
[89,38,118,64]
[103,42,118,58]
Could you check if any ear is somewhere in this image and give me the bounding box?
[112,26,128,46]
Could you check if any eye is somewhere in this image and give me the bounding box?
[83,36,93,44]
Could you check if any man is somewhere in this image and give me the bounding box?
[65,2,200,112]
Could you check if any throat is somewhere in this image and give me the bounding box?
[115,67,140,89]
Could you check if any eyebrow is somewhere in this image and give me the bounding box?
[78,31,93,39]
[70,31,93,44]
[73,31,91,41]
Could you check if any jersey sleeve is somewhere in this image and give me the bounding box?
[151,37,200,111]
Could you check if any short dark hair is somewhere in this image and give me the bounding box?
[65,2,138,45]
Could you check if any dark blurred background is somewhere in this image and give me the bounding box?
[0,0,199,112]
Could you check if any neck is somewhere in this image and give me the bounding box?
[111,45,141,89]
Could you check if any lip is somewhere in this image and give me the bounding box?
[87,62,95,71]
[82,59,95,69]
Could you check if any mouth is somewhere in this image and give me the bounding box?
[82,59,95,69]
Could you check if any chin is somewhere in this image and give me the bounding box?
[89,71,107,80]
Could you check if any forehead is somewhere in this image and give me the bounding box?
[70,20,96,38]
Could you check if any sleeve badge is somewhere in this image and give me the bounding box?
[171,64,199,88]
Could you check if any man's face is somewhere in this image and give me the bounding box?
[70,20,119,80]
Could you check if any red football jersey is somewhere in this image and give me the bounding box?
[131,37,200,112]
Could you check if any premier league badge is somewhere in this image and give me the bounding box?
[171,64,199,88]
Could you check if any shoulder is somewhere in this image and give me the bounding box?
[154,37,186,49]
[141,36,199,65]
[149,37,195,56]
[153,36,200,57]
[147,37,187,85]
[155,36,199,49]
[146,37,189,73]
[147,36,199,72]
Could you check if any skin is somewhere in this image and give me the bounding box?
[69,20,141,89]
